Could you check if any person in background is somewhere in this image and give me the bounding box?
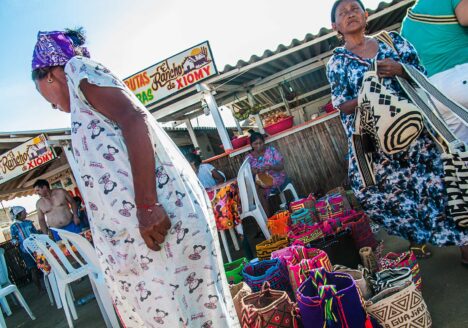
[31,28,238,326]
[327,0,468,262]
[401,0,468,143]
[187,153,226,189]
[9,206,42,290]
[34,179,80,240]
[74,196,89,230]
[246,131,288,216]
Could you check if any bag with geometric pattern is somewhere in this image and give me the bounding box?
[365,281,432,328]
[240,281,298,328]
[230,281,252,321]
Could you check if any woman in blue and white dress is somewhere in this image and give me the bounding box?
[327,0,468,263]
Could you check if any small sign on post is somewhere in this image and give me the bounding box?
[0,134,56,185]
[124,41,218,108]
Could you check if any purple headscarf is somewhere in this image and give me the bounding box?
[31,30,90,71]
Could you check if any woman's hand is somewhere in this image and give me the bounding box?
[377,58,404,78]
[137,205,172,251]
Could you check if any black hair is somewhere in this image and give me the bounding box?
[187,153,202,168]
[33,179,50,189]
[331,0,366,23]
[73,196,83,205]
[31,27,87,81]
[249,131,265,145]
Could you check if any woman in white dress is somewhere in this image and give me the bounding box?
[31,28,239,327]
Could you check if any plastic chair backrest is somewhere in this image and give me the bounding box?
[51,229,100,269]
[237,160,260,212]
[0,249,11,287]
[50,229,85,267]
[23,237,49,275]
[31,235,78,279]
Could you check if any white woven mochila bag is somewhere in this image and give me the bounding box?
[353,31,468,228]
[352,56,424,186]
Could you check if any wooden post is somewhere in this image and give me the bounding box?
[198,84,233,151]
[247,92,265,134]
[226,105,243,134]
[185,119,200,149]
[278,85,293,116]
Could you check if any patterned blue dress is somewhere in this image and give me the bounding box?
[326,32,467,246]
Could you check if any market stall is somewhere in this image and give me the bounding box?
[127,0,415,198]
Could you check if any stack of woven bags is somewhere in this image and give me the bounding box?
[223,189,431,328]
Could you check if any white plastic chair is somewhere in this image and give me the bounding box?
[51,228,120,328]
[0,284,35,328]
[23,238,60,309]
[237,160,271,240]
[275,182,300,209]
[30,234,92,328]
[0,249,13,316]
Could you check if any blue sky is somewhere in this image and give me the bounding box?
[1,0,386,211]
[0,0,385,132]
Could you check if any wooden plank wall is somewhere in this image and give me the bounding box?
[209,116,349,196]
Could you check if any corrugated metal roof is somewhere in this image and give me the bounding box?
[153,0,414,122]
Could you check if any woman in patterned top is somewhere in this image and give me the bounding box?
[246,131,288,216]
[326,0,468,263]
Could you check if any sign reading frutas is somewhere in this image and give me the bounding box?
[124,41,217,107]
[0,134,56,185]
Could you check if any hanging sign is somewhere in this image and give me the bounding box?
[0,134,56,185]
[124,41,218,107]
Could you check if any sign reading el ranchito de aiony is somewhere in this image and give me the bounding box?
[0,134,56,185]
[124,41,218,107]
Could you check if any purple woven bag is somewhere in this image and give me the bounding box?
[296,267,367,328]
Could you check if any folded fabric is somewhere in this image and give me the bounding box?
[224,257,249,284]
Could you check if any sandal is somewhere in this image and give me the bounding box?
[410,244,432,259]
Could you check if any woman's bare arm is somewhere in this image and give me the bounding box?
[79,80,170,251]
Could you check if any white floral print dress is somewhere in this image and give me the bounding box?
[64,56,239,328]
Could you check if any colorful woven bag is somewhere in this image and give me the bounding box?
[256,235,289,261]
[242,258,291,293]
[379,251,422,290]
[365,281,432,328]
[240,281,298,328]
[230,281,252,321]
[369,267,413,294]
[224,257,249,284]
[288,223,324,246]
[336,211,378,250]
[267,211,290,236]
[290,208,315,225]
[286,247,332,292]
[296,268,369,328]
[271,245,301,261]
[290,194,316,212]
[306,228,362,269]
[315,194,345,221]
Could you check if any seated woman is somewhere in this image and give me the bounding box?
[245,132,289,216]
[188,153,226,189]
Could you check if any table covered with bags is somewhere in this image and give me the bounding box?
[223,189,430,327]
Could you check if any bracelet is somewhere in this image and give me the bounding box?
[137,203,163,211]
